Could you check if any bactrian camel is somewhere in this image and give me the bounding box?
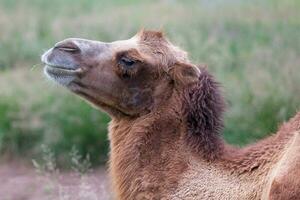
[41,30,300,199]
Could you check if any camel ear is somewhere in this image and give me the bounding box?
[182,68,225,160]
[168,63,201,86]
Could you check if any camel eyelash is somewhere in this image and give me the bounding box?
[121,66,139,79]
[116,56,142,78]
[119,57,136,67]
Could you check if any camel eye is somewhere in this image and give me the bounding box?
[116,54,140,79]
[120,57,135,67]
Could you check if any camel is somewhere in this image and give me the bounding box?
[41,30,300,200]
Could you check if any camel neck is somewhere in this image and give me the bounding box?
[108,112,188,199]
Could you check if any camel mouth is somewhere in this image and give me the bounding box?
[43,64,83,86]
[44,64,82,75]
[41,45,83,83]
[41,47,84,86]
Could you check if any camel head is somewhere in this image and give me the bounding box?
[42,30,226,160]
[41,30,202,117]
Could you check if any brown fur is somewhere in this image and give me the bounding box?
[183,68,225,161]
[42,30,300,199]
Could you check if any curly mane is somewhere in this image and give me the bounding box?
[183,68,225,160]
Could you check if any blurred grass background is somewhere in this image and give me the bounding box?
[0,0,299,166]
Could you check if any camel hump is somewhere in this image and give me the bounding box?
[278,111,300,136]
[263,131,300,200]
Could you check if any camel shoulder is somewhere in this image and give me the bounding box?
[263,131,300,200]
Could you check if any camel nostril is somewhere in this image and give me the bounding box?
[54,41,80,53]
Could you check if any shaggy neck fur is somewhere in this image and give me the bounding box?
[183,69,225,160]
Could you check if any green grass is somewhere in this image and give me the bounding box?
[0,68,110,165]
[0,0,299,165]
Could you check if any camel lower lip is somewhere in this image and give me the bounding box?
[44,65,79,86]
[44,65,82,75]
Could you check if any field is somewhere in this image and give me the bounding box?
[0,0,299,168]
